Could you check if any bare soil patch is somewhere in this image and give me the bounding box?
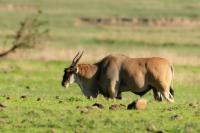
[3,47,200,66]
[76,17,200,27]
[76,103,104,114]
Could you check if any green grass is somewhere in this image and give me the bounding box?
[0,59,200,133]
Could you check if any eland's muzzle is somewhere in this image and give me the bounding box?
[61,81,65,87]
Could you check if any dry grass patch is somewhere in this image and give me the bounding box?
[0,3,38,12]
[2,46,200,66]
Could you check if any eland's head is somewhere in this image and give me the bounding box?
[61,51,83,88]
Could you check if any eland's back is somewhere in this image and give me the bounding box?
[98,54,174,102]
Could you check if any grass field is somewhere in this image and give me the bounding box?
[0,0,200,133]
[0,60,200,133]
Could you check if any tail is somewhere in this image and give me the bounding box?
[162,65,174,103]
[170,65,174,96]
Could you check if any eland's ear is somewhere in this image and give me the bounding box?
[74,67,79,74]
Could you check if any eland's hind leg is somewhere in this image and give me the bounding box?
[151,78,174,103]
[161,90,174,103]
[152,87,163,101]
[157,81,174,103]
[116,91,122,99]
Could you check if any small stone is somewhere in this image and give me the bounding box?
[0,103,6,108]
[77,106,90,114]
[189,101,198,108]
[109,104,126,110]
[80,108,89,114]
[6,96,10,100]
[119,104,126,108]
[58,100,63,103]
[171,114,183,120]
[25,86,30,89]
[20,95,27,99]
[37,97,41,101]
[146,123,156,132]
[127,99,147,110]
[55,96,60,99]
[109,104,118,110]
[90,106,99,109]
[76,106,81,109]
[92,103,104,109]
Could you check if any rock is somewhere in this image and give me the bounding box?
[0,103,6,108]
[77,106,90,114]
[146,123,156,132]
[77,103,104,113]
[156,131,164,133]
[58,100,63,103]
[109,104,118,110]
[109,104,126,110]
[189,101,198,108]
[20,95,27,99]
[6,96,10,100]
[170,114,183,120]
[25,86,30,89]
[55,96,60,99]
[127,99,147,110]
[80,108,89,114]
[37,97,41,101]
[92,103,104,109]
[90,106,99,109]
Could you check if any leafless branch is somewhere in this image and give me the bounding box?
[0,10,49,58]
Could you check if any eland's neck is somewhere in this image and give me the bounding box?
[74,64,99,98]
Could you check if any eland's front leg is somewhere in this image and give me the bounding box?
[107,80,120,99]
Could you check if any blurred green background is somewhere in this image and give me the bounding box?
[0,0,200,64]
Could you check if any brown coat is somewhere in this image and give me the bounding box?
[75,54,174,102]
